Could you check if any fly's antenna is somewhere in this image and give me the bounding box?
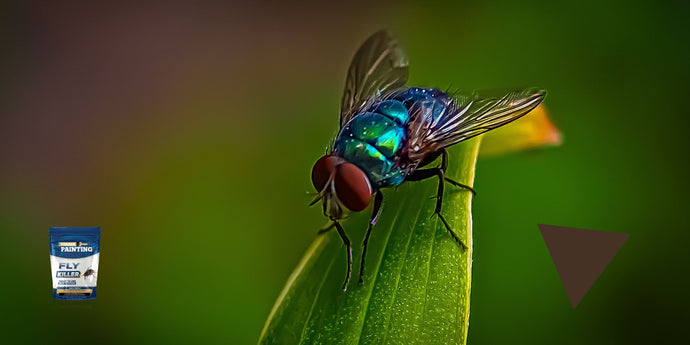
[309,169,337,206]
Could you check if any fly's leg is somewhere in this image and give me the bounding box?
[359,192,383,284]
[405,149,470,250]
[438,149,476,196]
[441,149,477,196]
[334,221,352,291]
[409,149,476,195]
[431,162,468,250]
[407,168,468,250]
[444,177,476,196]
[316,221,352,290]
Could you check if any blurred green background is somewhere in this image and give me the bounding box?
[1,1,688,344]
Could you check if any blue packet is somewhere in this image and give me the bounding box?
[49,227,100,300]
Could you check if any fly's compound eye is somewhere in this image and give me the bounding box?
[311,155,341,192]
[334,162,373,212]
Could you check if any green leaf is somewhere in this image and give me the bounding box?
[259,138,481,345]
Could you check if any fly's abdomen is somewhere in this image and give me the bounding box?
[333,100,410,187]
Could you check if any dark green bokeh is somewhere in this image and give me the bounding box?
[0,1,688,344]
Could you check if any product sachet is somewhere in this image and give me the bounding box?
[49,227,100,300]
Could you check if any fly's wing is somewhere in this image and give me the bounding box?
[407,88,546,162]
[340,30,409,127]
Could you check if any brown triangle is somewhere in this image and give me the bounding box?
[538,224,628,308]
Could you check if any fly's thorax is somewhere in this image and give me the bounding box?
[338,112,404,157]
[332,139,405,187]
[333,99,411,188]
[372,99,409,125]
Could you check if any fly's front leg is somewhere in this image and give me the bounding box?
[334,221,352,291]
[359,191,383,284]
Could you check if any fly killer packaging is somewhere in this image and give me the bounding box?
[49,227,100,300]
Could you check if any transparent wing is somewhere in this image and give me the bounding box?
[407,88,546,161]
[340,30,409,127]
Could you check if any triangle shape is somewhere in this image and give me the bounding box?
[538,224,628,308]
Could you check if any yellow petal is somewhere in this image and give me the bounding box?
[479,105,562,157]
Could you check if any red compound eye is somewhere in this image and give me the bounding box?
[311,155,341,192]
[334,162,373,212]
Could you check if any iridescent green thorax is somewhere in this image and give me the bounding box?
[373,99,409,125]
[340,112,403,157]
[333,99,409,187]
[333,138,405,187]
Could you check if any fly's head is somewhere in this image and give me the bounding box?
[311,155,373,220]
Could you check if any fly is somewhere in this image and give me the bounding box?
[83,268,95,279]
[310,30,546,290]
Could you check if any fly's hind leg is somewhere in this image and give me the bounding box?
[444,177,476,196]
[437,149,476,196]
[410,151,476,196]
[431,164,469,251]
[359,191,383,284]
[405,149,470,250]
